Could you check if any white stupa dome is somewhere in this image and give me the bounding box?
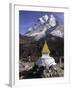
[36,54,56,68]
[35,41,56,68]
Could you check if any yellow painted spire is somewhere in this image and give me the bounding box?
[42,41,50,54]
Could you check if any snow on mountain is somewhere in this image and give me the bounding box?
[24,14,64,40]
[50,25,64,38]
[38,14,49,24]
[49,14,56,27]
[25,25,47,40]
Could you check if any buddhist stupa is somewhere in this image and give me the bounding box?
[35,41,56,68]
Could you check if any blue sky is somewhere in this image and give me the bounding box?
[19,10,64,34]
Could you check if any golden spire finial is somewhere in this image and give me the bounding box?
[42,41,50,54]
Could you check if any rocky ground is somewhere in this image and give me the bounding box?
[19,60,64,79]
[19,33,64,79]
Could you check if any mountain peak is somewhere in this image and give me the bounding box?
[24,14,63,40]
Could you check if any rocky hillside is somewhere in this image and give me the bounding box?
[19,32,64,63]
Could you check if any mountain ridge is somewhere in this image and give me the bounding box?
[23,14,64,41]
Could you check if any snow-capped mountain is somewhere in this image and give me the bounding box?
[24,14,64,40]
[50,25,64,38]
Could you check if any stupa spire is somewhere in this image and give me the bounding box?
[42,40,50,54]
